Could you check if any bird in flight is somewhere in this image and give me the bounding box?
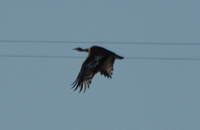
[72,46,123,93]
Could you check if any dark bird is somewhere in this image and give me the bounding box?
[72,46,123,93]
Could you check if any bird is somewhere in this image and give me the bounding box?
[71,46,123,93]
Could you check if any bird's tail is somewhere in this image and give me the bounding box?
[115,54,124,59]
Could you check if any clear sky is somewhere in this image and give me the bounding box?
[1,1,200,130]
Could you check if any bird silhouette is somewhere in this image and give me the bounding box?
[72,46,123,93]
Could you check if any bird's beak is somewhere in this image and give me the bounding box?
[73,48,76,50]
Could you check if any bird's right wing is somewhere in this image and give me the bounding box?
[99,56,115,78]
[71,55,104,93]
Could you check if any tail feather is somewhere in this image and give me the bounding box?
[115,54,124,59]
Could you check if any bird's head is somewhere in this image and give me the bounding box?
[73,47,88,52]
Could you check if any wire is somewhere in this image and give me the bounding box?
[0,54,200,61]
[125,57,200,61]
[0,55,84,59]
[1,40,199,61]
[0,40,200,45]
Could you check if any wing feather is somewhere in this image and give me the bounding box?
[72,56,104,92]
[99,56,115,78]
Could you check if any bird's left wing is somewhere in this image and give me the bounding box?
[72,55,105,93]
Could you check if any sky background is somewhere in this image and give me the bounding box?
[1,0,200,130]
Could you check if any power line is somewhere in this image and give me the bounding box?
[125,57,200,61]
[0,54,200,61]
[0,55,84,59]
[0,40,200,45]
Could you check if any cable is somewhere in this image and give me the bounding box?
[1,41,199,60]
[0,40,200,45]
[0,55,84,59]
[0,54,200,61]
[125,57,200,61]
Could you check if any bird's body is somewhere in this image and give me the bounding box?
[72,46,123,92]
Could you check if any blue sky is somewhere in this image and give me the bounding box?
[1,1,200,130]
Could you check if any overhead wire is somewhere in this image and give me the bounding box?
[0,40,200,61]
[0,54,199,61]
[0,40,200,45]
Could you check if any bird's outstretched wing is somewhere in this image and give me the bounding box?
[72,56,105,92]
[99,56,115,78]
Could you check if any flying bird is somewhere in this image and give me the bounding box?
[72,46,123,93]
